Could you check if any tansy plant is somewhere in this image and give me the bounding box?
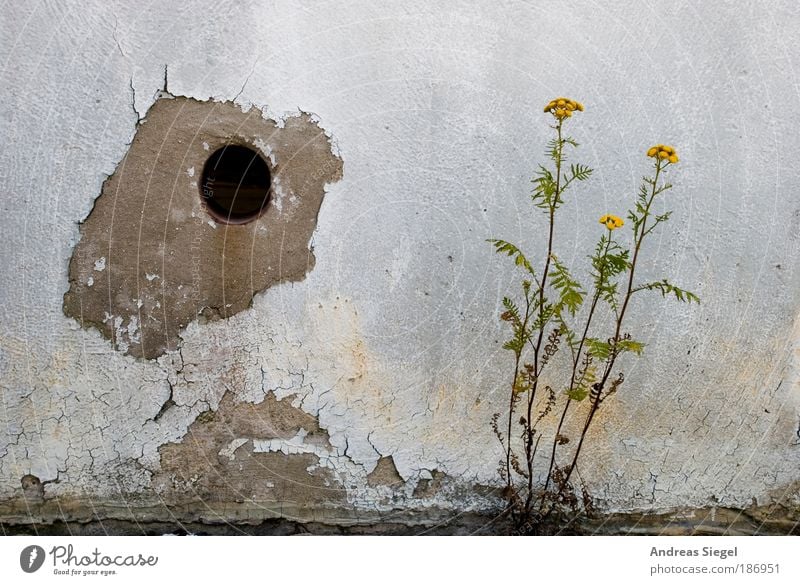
[488,98,698,533]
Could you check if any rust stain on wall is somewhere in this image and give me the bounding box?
[63,96,343,359]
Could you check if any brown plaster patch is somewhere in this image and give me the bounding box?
[413,470,448,498]
[20,475,44,503]
[152,393,346,507]
[63,96,343,359]
[367,456,404,488]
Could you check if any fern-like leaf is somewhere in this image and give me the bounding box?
[501,296,522,326]
[487,239,535,275]
[531,166,557,210]
[569,163,593,182]
[585,337,612,361]
[567,361,596,402]
[550,255,584,317]
[617,339,645,356]
[634,279,700,304]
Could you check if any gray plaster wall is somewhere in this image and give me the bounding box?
[1,1,799,525]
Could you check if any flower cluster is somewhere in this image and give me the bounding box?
[647,144,679,164]
[599,214,624,230]
[544,97,584,120]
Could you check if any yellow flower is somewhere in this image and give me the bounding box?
[544,97,584,120]
[599,214,624,230]
[647,144,679,164]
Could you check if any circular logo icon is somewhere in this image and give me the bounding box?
[20,545,45,573]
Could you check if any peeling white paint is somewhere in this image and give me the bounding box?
[219,438,249,461]
[127,316,140,344]
[253,429,312,456]
[93,257,106,272]
[253,138,277,166]
[271,175,285,212]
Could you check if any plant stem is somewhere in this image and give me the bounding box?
[505,287,532,495]
[560,161,664,490]
[540,235,612,505]
[523,120,564,511]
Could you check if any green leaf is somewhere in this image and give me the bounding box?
[562,136,579,148]
[590,236,630,282]
[531,165,557,209]
[599,280,620,311]
[567,387,590,401]
[590,239,629,312]
[568,163,593,182]
[655,182,673,196]
[501,293,534,355]
[513,372,531,394]
[487,239,535,275]
[503,336,525,353]
[556,314,579,352]
[617,339,645,356]
[628,182,650,237]
[549,255,584,317]
[546,138,560,160]
[531,301,556,331]
[634,279,700,304]
[501,296,521,325]
[585,338,612,360]
[567,363,596,401]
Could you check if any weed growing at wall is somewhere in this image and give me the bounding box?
[488,98,698,533]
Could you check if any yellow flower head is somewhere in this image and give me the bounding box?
[544,97,584,120]
[647,144,679,164]
[599,214,624,230]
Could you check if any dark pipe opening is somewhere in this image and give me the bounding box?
[200,145,271,224]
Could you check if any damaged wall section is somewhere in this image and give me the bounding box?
[63,96,343,359]
[152,392,347,516]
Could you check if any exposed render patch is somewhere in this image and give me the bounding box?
[412,469,448,498]
[20,475,44,503]
[63,96,343,359]
[152,392,347,508]
[366,456,404,488]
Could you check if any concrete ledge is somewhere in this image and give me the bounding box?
[1,498,797,535]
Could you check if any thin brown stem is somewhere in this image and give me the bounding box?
[523,120,564,511]
[560,162,664,490]
[540,235,612,504]
[504,288,532,495]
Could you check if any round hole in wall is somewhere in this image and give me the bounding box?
[200,145,271,224]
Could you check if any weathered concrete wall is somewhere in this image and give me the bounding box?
[1,1,799,531]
